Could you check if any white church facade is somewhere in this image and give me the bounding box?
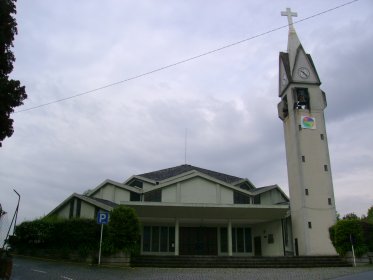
[48,164,293,257]
[48,8,337,257]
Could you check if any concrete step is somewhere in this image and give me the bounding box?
[131,255,351,268]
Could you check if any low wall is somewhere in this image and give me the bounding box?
[101,252,130,267]
[13,249,130,267]
[343,251,373,266]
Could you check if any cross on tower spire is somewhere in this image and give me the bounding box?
[281,8,297,32]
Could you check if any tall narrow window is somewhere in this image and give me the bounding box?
[143,226,151,252]
[324,165,328,171]
[151,227,160,252]
[302,156,305,162]
[308,222,312,229]
[160,227,169,252]
[320,134,324,140]
[76,200,81,218]
[328,198,332,205]
[305,189,309,196]
[220,227,228,253]
[69,200,74,218]
[168,227,175,252]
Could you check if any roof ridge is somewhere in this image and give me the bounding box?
[138,164,243,184]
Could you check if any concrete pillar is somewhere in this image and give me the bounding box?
[175,219,179,256]
[228,220,233,256]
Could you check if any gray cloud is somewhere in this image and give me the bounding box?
[1,1,372,226]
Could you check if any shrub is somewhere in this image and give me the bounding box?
[329,219,368,257]
[108,206,140,254]
[10,217,101,257]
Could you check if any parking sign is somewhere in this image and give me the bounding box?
[97,211,109,224]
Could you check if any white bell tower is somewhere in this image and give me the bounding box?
[278,8,337,256]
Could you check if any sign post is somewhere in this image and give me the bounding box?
[350,234,356,267]
[97,211,109,265]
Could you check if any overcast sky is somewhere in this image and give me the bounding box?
[1,0,372,231]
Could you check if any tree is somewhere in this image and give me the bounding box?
[329,219,367,257]
[0,0,27,147]
[366,206,373,223]
[108,206,140,253]
[342,213,359,220]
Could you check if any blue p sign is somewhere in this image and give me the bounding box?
[97,211,109,224]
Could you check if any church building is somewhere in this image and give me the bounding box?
[48,8,336,257]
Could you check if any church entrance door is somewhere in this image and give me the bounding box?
[254,236,262,256]
[179,227,218,255]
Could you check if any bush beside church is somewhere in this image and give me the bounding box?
[8,206,140,264]
[329,207,373,264]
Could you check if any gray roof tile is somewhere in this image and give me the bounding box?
[138,164,243,184]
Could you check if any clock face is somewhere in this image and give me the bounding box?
[298,67,310,79]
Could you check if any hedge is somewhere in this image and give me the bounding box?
[9,206,141,259]
[9,218,102,258]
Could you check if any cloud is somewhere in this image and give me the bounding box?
[1,0,372,226]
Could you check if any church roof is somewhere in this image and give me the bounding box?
[89,197,119,208]
[137,164,243,184]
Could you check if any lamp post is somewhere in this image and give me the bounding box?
[2,189,20,250]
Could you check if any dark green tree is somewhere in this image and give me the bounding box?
[329,219,367,257]
[0,0,27,147]
[366,206,373,223]
[108,206,140,254]
[342,213,359,220]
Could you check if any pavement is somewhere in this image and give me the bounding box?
[10,256,373,280]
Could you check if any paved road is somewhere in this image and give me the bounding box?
[10,256,373,280]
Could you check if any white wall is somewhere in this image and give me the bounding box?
[220,186,233,204]
[92,184,130,204]
[162,184,177,202]
[252,220,284,256]
[57,203,70,219]
[180,177,218,204]
[259,189,287,205]
[80,201,95,219]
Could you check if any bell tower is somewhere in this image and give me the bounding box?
[278,8,337,256]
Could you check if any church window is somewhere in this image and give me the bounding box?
[76,199,81,218]
[302,156,305,162]
[305,189,309,196]
[151,227,160,252]
[220,228,228,253]
[168,227,175,252]
[328,198,332,205]
[253,195,261,204]
[320,134,324,140]
[324,165,328,172]
[232,227,252,253]
[299,125,302,131]
[129,180,143,189]
[142,225,175,253]
[69,200,74,218]
[234,191,251,204]
[130,192,141,201]
[144,189,161,202]
[143,226,151,252]
[308,222,312,229]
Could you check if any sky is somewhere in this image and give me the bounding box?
[1,0,372,232]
